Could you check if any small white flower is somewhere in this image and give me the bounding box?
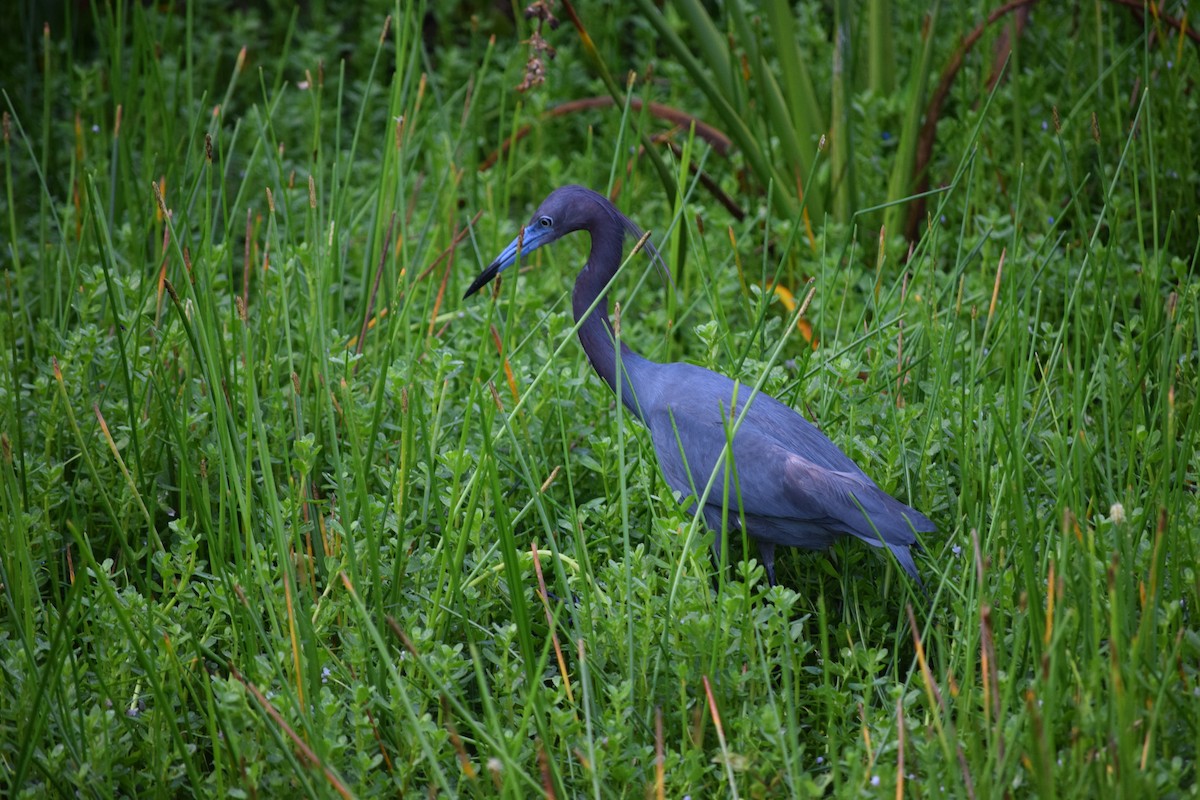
[871,775,880,787]
[1110,503,1125,524]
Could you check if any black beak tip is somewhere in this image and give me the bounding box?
[462,264,500,299]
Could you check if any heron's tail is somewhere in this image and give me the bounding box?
[888,543,922,586]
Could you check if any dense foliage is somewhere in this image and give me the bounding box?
[2,1,1198,796]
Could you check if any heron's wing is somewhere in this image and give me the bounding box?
[763,436,925,546]
[729,388,870,477]
[648,404,927,547]
[644,362,870,476]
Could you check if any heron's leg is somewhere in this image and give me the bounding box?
[544,590,581,606]
[757,541,777,587]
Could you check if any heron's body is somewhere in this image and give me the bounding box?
[466,185,933,586]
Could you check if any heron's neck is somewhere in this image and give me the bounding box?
[573,230,648,421]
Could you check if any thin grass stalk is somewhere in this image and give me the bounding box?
[0,93,71,334]
[733,3,818,223]
[63,521,205,789]
[829,0,856,222]
[40,22,53,324]
[561,0,675,198]
[674,0,736,100]
[219,676,321,799]
[632,0,798,222]
[765,0,826,148]
[883,4,938,241]
[867,0,896,94]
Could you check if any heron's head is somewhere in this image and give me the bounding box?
[463,185,659,298]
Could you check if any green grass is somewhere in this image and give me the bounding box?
[2,1,1199,797]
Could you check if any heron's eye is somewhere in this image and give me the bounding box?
[538,216,552,228]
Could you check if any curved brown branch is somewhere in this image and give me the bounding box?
[906,0,1042,244]
[479,97,732,172]
[1108,0,1200,44]
[906,0,1200,243]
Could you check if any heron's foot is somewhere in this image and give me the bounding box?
[544,590,581,606]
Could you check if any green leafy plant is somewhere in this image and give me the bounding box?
[1,0,1198,797]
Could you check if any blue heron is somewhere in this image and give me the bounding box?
[464,185,934,587]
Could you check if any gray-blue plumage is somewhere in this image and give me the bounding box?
[465,185,934,586]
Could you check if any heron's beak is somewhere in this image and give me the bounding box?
[463,223,554,299]
[462,260,502,299]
